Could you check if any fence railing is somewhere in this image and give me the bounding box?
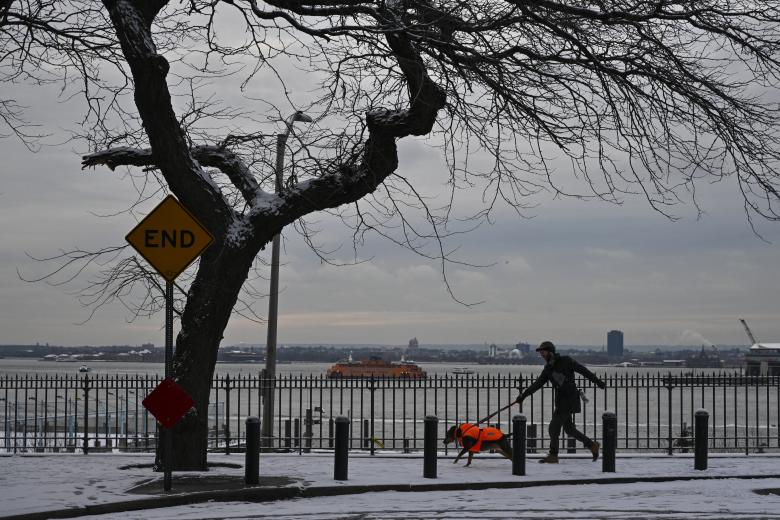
[2,372,779,454]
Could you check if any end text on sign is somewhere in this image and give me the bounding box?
[144,229,196,248]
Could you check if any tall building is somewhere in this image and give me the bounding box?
[406,337,420,358]
[607,330,624,358]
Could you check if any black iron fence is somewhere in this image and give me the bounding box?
[2,371,779,454]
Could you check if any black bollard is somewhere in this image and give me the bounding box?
[512,414,526,476]
[694,409,709,470]
[423,415,438,478]
[245,416,260,485]
[602,411,616,473]
[334,416,349,480]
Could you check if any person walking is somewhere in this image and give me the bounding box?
[515,341,606,463]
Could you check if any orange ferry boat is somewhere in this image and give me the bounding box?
[326,355,427,379]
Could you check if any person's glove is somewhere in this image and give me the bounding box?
[597,380,606,390]
[515,393,525,404]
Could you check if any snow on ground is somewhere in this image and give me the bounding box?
[89,479,780,520]
[2,452,780,519]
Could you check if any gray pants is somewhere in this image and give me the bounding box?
[548,409,592,456]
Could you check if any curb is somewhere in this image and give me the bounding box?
[6,473,780,520]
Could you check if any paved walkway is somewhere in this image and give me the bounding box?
[2,452,780,519]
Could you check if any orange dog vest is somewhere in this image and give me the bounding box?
[457,423,503,453]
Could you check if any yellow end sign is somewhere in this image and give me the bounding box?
[126,195,215,282]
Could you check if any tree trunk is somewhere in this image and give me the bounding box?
[103,0,444,471]
[168,245,257,470]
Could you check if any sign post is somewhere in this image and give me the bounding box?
[127,195,214,492]
[164,281,173,491]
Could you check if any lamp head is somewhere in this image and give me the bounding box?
[292,111,313,123]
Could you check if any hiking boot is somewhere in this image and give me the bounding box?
[538,453,559,464]
[590,441,600,461]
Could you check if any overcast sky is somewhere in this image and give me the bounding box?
[1,23,779,349]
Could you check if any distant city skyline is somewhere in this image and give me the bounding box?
[0,341,752,352]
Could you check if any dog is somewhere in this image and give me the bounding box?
[443,423,512,466]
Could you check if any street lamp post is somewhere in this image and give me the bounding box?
[261,110,312,448]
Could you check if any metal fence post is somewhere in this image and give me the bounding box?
[224,375,231,455]
[82,376,90,455]
[602,411,616,473]
[695,409,709,471]
[369,380,376,456]
[334,416,349,480]
[304,409,312,453]
[245,416,260,485]
[666,383,674,455]
[284,419,291,450]
[512,414,526,476]
[423,415,438,479]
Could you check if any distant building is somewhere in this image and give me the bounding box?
[745,343,780,376]
[488,343,498,358]
[740,320,780,376]
[516,342,531,356]
[607,330,624,358]
[686,345,723,369]
[406,337,421,359]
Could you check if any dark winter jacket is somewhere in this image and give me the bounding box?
[519,354,605,414]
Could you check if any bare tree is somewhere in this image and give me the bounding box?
[4,0,780,468]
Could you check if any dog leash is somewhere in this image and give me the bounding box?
[474,401,516,426]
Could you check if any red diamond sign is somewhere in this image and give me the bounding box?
[142,378,194,429]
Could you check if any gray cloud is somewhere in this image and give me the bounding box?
[1,56,778,348]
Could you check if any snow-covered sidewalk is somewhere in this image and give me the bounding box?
[2,452,780,519]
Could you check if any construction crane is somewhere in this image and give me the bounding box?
[740,318,758,345]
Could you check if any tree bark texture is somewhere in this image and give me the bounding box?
[169,245,258,470]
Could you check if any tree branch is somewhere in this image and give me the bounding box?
[192,145,263,204]
[82,146,155,170]
[83,144,264,205]
[248,28,446,241]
